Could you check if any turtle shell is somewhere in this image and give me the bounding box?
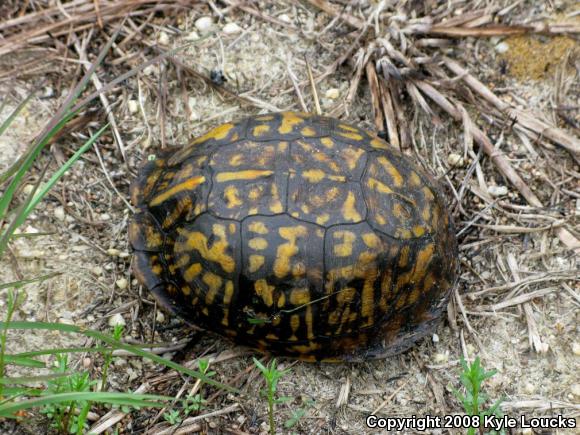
[129,112,458,362]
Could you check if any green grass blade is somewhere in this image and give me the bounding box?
[0,88,36,138]
[1,321,237,392]
[0,372,75,385]
[3,355,45,368]
[0,392,172,416]
[23,123,109,218]
[0,272,62,291]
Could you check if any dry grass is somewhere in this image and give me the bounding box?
[1,0,579,433]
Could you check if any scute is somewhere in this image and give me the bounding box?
[129,111,458,361]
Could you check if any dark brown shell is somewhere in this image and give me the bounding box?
[129,112,458,361]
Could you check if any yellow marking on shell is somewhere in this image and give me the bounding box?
[248,187,262,200]
[216,170,273,182]
[316,214,330,225]
[362,233,380,249]
[304,306,314,339]
[279,112,304,134]
[303,169,325,183]
[301,127,316,137]
[361,273,376,327]
[229,223,236,234]
[229,154,244,166]
[255,279,275,307]
[249,237,268,250]
[256,115,274,121]
[248,221,268,234]
[178,225,235,273]
[377,156,403,187]
[320,137,334,148]
[175,164,195,181]
[202,272,222,304]
[316,229,325,238]
[221,281,234,326]
[202,307,209,316]
[289,314,300,340]
[339,132,363,141]
[151,264,163,275]
[175,255,190,268]
[191,122,234,145]
[224,185,243,208]
[370,137,389,149]
[184,263,202,282]
[150,176,206,206]
[376,214,386,225]
[300,204,310,214]
[290,288,310,306]
[266,333,279,341]
[161,197,195,230]
[422,186,435,201]
[292,262,306,277]
[326,187,340,201]
[342,191,362,222]
[413,225,426,237]
[422,206,431,221]
[181,285,192,296]
[338,123,359,132]
[416,244,435,275]
[342,147,365,170]
[367,177,393,194]
[248,207,259,215]
[274,226,308,278]
[277,294,286,308]
[291,342,320,354]
[333,231,356,257]
[269,183,283,213]
[248,255,265,273]
[253,124,270,136]
[393,203,410,220]
[398,246,410,268]
[410,171,421,186]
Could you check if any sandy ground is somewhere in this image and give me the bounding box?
[0,1,579,434]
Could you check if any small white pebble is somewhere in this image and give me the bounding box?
[91,266,103,276]
[54,206,66,221]
[143,65,156,76]
[156,311,166,323]
[523,382,535,394]
[108,313,126,327]
[495,42,509,54]
[432,333,439,343]
[447,153,464,168]
[82,357,92,368]
[488,185,508,197]
[572,342,580,356]
[118,251,130,259]
[100,213,111,221]
[571,384,580,397]
[127,100,139,114]
[195,16,214,34]
[116,277,128,290]
[537,342,549,353]
[23,184,35,195]
[223,22,242,35]
[521,428,533,435]
[107,248,121,257]
[433,352,448,364]
[278,13,291,23]
[325,88,340,99]
[184,30,200,41]
[157,31,170,46]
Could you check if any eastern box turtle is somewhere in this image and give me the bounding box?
[129,112,458,362]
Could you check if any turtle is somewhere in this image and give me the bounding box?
[129,111,458,362]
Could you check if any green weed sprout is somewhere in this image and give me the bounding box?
[253,357,291,435]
